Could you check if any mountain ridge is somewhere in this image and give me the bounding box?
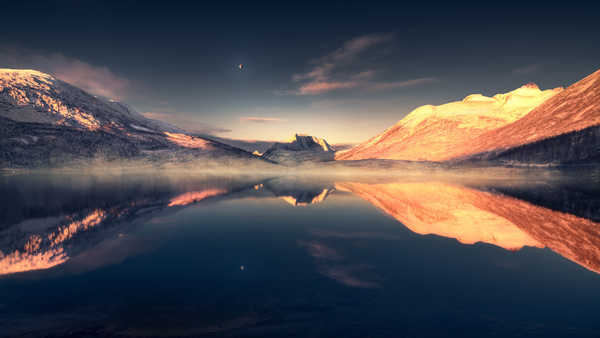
[0,68,267,168]
[336,82,563,161]
[456,69,600,163]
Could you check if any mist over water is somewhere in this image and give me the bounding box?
[1,169,600,337]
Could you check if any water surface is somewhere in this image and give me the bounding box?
[1,170,600,337]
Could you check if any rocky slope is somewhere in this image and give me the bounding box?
[336,83,562,161]
[261,134,335,164]
[338,68,600,165]
[0,69,264,168]
[458,69,600,164]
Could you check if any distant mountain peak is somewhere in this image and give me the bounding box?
[284,133,335,152]
[261,134,335,164]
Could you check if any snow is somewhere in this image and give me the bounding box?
[0,68,183,134]
[338,82,564,161]
[399,83,563,132]
[283,134,335,152]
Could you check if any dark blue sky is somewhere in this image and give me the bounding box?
[1,1,599,142]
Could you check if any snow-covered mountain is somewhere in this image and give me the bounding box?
[0,68,265,168]
[261,134,335,164]
[336,82,563,161]
[337,68,600,165]
[0,69,179,132]
[458,69,600,164]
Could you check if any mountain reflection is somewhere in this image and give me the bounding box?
[0,175,263,276]
[336,181,600,274]
[1,173,600,276]
[262,177,334,206]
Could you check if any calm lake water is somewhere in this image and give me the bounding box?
[1,170,600,337]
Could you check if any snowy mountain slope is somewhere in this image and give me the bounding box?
[0,68,191,135]
[457,69,600,163]
[336,83,562,161]
[0,68,266,168]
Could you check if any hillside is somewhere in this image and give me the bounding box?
[336,83,562,161]
[0,69,264,168]
[458,69,600,163]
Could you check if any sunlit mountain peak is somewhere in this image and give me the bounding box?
[336,81,564,161]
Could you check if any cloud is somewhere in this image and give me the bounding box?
[0,47,130,99]
[240,117,285,123]
[368,77,439,91]
[290,34,436,95]
[298,81,359,95]
[512,64,541,75]
[141,112,232,134]
[293,34,392,81]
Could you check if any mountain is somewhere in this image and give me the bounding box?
[0,69,180,132]
[457,69,600,164]
[338,68,600,165]
[261,134,335,164]
[0,69,264,168]
[336,83,562,162]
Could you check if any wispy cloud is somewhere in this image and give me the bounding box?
[290,34,436,95]
[0,47,129,100]
[368,77,439,91]
[240,117,285,123]
[512,64,541,75]
[141,112,231,135]
[298,81,359,95]
[293,34,393,83]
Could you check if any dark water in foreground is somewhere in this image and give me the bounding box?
[1,170,600,337]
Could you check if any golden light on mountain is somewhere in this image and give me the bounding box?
[336,83,563,161]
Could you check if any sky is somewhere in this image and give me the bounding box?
[1,0,599,144]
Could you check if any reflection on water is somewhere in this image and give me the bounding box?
[337,181,600,273]
[2,173,599,276]
[1,171,600,336]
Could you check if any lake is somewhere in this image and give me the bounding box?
[1,169,600,337]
